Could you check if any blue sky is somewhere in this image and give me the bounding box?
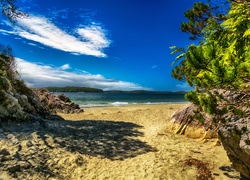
[0,0,198,91]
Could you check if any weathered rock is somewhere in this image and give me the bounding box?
[168,103,217,139]
[168,90,250,178]
[34,88,84,114]
[57,93,70,103]
[0,75,65,122]
[219,118,250,179]
[0,76,49,121]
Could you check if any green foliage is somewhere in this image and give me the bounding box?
[0,45,20,105]
[11,79,30,95]
[0,90,5,103]
[181,1,229,40]
[0,45,17,81]
[171,1,250,124]
[241,127,248,133]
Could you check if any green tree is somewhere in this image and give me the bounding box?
[0,0,27,80]
[171,1,250,124]
[0,0,28,104]
[181,0,229,40]
[181,0,250,40]
[0,45,16,80]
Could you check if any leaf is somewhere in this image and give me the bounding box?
[243,28,250,37]
[228,39,237,53]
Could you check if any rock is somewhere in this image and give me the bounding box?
[0,75,66,122]
[34,88,84,114]
[0,76,52,121]
[168,90,250,178]
[15,93,34,113]
[168,103,217,139]
[57,94,70,102]
[219,118,250,179]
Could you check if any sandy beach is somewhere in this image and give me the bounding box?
[0,104,240,180]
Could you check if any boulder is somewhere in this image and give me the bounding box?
[0,76,59,121]
[34,88,84,114]
[168,90,250,178]
[219,118,250,179]
[167,103,217,139]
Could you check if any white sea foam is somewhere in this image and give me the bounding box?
[111,102,129,106]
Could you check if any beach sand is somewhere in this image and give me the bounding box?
[58,104,240,180]
[0,104,240,180]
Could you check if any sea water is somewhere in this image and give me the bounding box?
[54,92,187,108]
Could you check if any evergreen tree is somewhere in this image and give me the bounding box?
[181,0,250,40]
[171,1,250,124]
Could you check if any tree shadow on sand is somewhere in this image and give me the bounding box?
[0,119,157,179]
[38,119,157,160]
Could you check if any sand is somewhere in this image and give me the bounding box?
[0,104,241,180]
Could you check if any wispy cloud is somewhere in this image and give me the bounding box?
[151,65,158,69]
[16,58,148,91]
[2,14,111,57]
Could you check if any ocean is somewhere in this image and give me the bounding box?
[54,92,188,108]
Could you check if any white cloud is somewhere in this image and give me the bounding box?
[16,58,148,91]
[60,64,70,70]
[3,15,111,57]
[27,42,37,47]
[151,65,158,69]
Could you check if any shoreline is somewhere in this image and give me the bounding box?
[79,101,189,108]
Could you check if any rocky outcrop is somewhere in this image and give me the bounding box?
[34,88,84,114]
[0,76,51,121]
[219,118,250,179]
[167,103,217,139]
[168,90,250,178]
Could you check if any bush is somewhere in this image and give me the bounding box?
[0,45,17,81]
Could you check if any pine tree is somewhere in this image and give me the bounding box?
[171,1,250,124]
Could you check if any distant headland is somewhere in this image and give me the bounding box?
[43,86,186,94]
